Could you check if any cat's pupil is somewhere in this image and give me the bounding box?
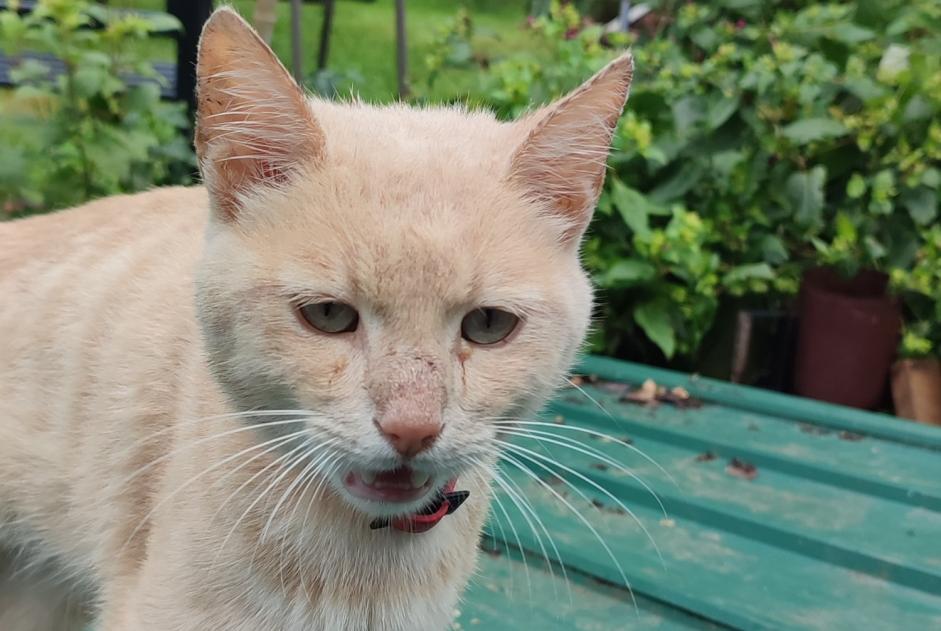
[461,307,519,345]
[298,301,358,334]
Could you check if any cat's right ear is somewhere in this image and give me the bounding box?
[195,8,325,221]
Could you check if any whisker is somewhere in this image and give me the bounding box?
[490,418,677,487]
[282,451,344,602]
[204,435,326,533]
[560,376,678,485]
[120,428,311,554]
[498,451,639,612]
[117,414,321,489]
[492,469,572,606]
[116,409,321,458]
[494,426,668,518]
[261,443,341,544]
[214,438,317,568]
[486,472,533,601]
[261,447,341,597]
[497,438,664,568]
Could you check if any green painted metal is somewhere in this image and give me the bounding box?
[456,546,725,630]
[458,355,941,630]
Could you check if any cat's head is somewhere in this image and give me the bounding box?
[193,9,632,520]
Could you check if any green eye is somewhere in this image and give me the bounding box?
[298,302,359,334]
[461,308,519,345]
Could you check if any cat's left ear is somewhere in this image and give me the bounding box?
[195,8,326,221]
[509,53,633,246]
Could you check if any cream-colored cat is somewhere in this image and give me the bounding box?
[0,8,632,631]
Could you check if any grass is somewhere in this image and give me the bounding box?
[117,0,536,102]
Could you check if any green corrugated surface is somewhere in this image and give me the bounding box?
[458,356,941,630]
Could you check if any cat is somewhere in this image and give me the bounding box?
[0,7,632,630]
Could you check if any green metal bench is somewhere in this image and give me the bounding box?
[457,355,941,630]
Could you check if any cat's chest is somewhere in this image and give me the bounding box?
[213,528,475,631]
[153,494,483,630]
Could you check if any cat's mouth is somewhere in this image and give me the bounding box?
[343,466,436,504]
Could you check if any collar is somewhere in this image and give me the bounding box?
[369,480,470,534]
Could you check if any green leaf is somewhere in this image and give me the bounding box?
[610,178,651,237]
[72,65,107,98]
[690,26,719,51]
[846,174,866,199]
[446,41,473,66]
[143,12,183,33]
[844,78,888,101]
[706,96,740,131]
[759,235,788,264]
[923,169,941,189]
[878,44,910,81]
[902,187,938,225]
[711,150,744,178]
[827,23,875,44]
[786,166,827,228]
[723,263,775,286]
[9,58,51,84]
[671,96,704,136]
[597,259,657,288]
[79,50,110,68]
[781,118,847,144]
[864,235,887,261]
[648,163,704,204]
[835,212,857,242]
[634,300,676,358]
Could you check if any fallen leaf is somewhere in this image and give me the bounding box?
[726,457,758,480]
[839,431,865,441]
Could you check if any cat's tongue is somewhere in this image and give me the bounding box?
[344,466,432,503]
[374,467,416,486]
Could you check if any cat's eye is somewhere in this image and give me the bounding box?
[461,308,519,345]
[298,301,359,334]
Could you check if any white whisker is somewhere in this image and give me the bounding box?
[494,426,668,518]
[497,438,664,567]
[498,451,638,612]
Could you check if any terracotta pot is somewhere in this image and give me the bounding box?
[891,358,941,425]
[793,268,902,409]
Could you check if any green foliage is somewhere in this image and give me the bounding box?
[891,227,941,358]
[0,0,195,216]
[425,0,941,361]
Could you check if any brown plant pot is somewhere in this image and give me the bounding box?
[891,358,941,425]
[793,268,902,410]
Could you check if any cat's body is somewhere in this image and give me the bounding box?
[0,187,486,630]
[0,8,631,630]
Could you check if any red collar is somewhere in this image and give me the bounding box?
[369,480,469,534]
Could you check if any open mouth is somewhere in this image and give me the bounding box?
[343,466,435,504]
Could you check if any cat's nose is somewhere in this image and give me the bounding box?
[374,417,442,458]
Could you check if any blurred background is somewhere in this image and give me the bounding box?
[1,0,939,423]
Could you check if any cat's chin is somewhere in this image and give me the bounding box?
[338,465,443,517]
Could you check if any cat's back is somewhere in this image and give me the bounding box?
[0,186,209,279]
[0,186,216,584]
[0,185,211,450]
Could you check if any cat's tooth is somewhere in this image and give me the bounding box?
[411,471,430,488]
[360,470,376,485]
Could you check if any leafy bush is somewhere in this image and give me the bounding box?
[892,227,941,358]
[423,0,941,362]
[0,0,196,216]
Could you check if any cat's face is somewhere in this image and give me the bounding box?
[193,9,631,519]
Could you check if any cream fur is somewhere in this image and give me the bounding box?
[0,8,632,630]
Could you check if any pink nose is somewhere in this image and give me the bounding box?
[375,417,442,457]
